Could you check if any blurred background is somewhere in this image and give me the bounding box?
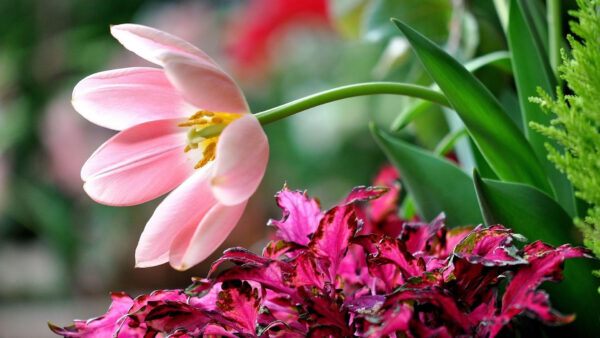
[0,0,520,336]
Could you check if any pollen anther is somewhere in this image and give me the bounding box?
[194,140,217,169]
[180,110,242,170]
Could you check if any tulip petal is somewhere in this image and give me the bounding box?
[159,51,249,115]
[169,200,248,270]
[110,24,218,67]
[82,118,193,206]
[135,168,217,268]
[210,114,269,206]
[73,67,190,130]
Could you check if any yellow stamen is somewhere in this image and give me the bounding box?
[178,119,208,127]
[180,110,243,170]
[194,140,217,169]
[188,111,203,119]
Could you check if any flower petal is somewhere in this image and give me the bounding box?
[135,168,217,268]
[82,118,193,206]
[110,24,218,67]
[49,292,134,337]
[210,114,269,205]
[72,67,190,130]
[169,200,248,270]
[159,51,249,115]
[267,188,322,246]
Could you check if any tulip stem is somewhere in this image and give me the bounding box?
[254,82,450,125]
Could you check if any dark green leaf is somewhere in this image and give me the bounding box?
[473,169,572,244]
[392,19,552,195]
[370,123,482,226]
[472,169,600,333]
[518,0,549,53]
[507,0,575,216]
[469,138,498,179]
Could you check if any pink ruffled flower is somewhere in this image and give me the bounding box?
[72,24,269,270]
[51,178,589,337]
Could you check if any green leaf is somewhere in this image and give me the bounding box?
[363,0,451,42]
[370,123,482,226]
[518,0,549,53]
[463,50,511,74]
[473,169,571,244]
[392,19,552,195]
[469,138,498,180]
[473,169,600,333]
[400,195,416,220]
[433,129,467,156]
[391,51,511,131]
[507,0,575,216]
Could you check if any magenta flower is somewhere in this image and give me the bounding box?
[72,24,269,270]
[51,174,590,337]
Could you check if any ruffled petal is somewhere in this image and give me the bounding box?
[159,51,249,115]
[110,24,218,67]
[48,292,134,337]
[135,168,217,268]
[169,200,248,270]
[210,114,269,205]
[82,118,193,206]
[72,67,190,130]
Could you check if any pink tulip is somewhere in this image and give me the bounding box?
[72,24,269,270]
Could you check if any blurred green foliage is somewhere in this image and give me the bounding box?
[0,0,158,299]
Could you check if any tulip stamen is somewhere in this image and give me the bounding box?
[194,140,217,169]
[180,110,242,169]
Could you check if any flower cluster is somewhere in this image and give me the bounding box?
[51,168,590,337]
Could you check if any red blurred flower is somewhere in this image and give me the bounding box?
[227,0,330,76]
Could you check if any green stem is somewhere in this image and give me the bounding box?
[548,0,561,80]
[255,82,450,125]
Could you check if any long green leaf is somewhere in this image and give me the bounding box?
[370,123,482,226]
[473,170,600,333]
[391,51,511,131]
[520,0,549,53]
[392,19,552,195]
[507,0,575,216]
[469,137,498,179]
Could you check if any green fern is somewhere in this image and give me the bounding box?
[531,0,600,259]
